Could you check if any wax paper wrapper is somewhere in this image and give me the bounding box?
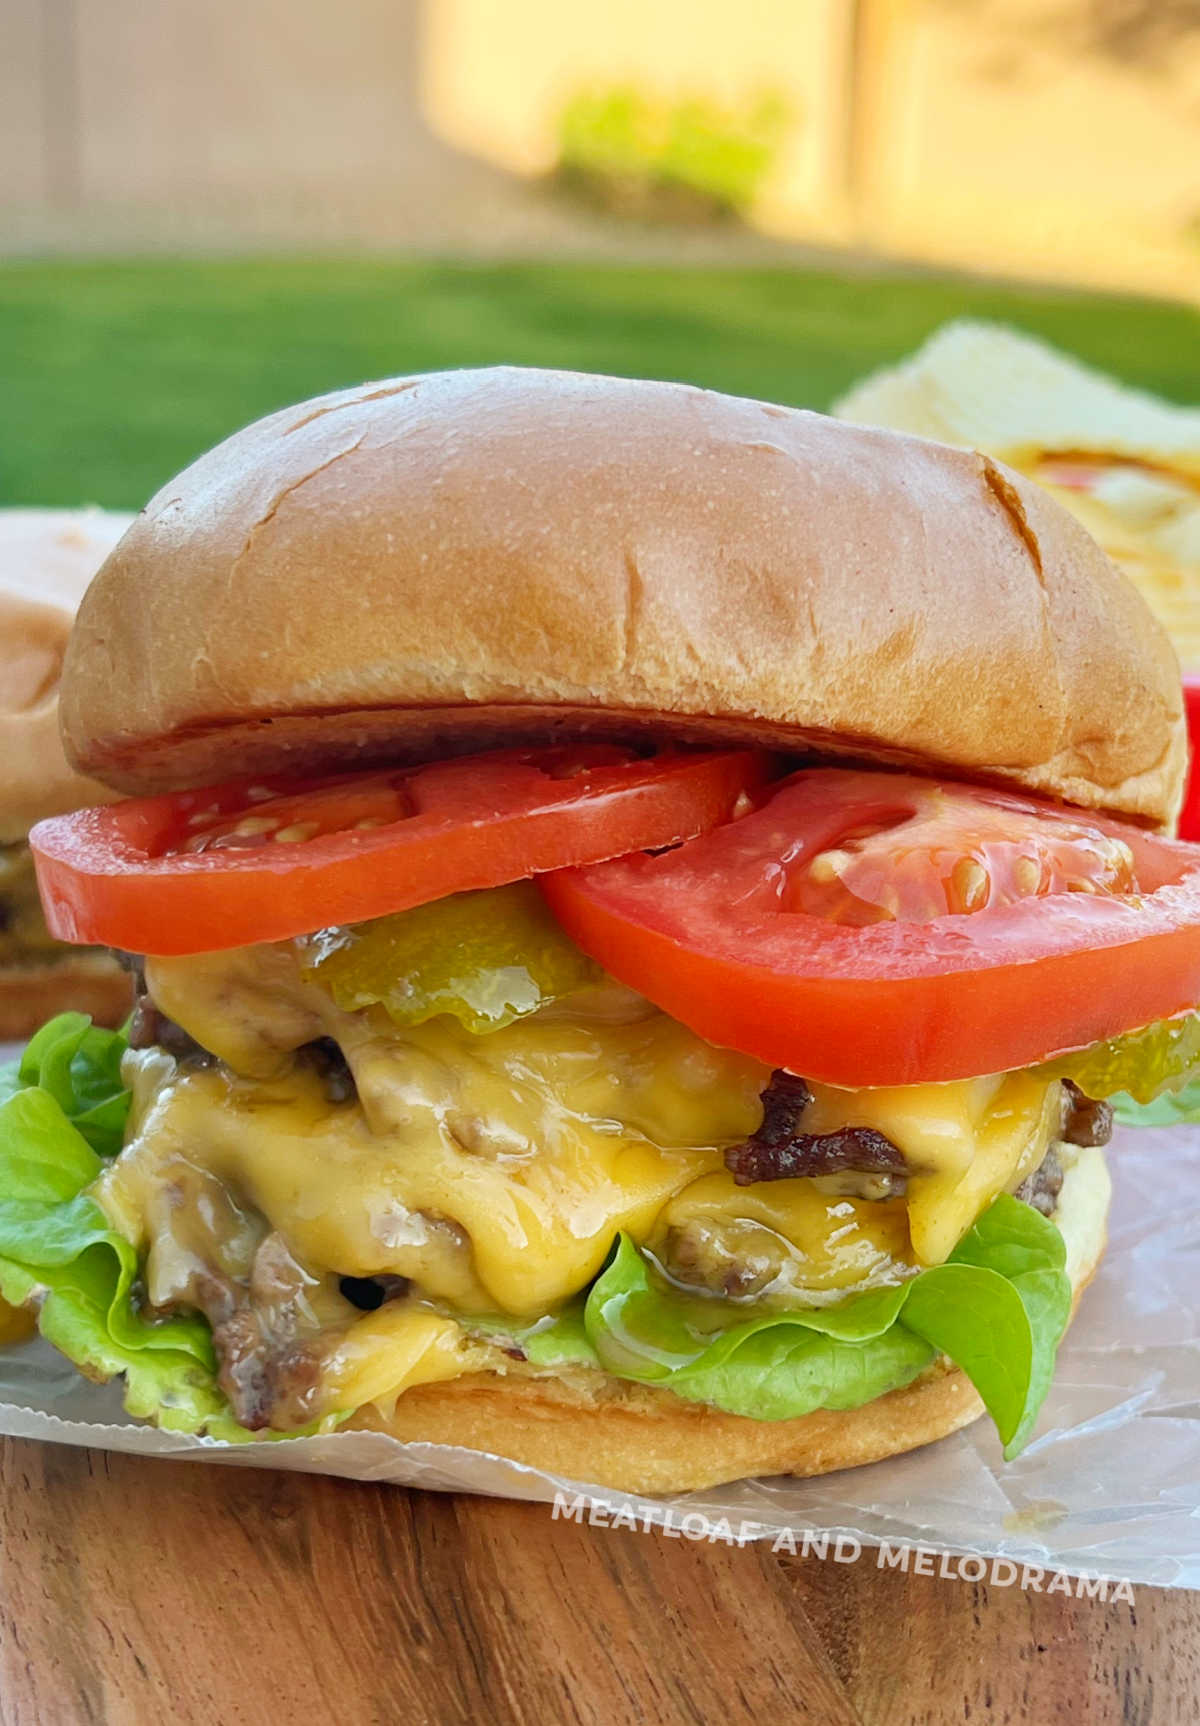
[0,1032,1195,1589]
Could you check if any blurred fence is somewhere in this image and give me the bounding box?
[1,0,518,254]
[4,0,1200,297]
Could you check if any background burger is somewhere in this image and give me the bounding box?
[0,508,132,1038]
[4,369,1200,1495]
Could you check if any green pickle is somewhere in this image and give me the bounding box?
[300,881,600,1034]
[1038,1012,1200,1104]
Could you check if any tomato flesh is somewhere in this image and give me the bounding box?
[540,769,1200,1086]
[30,746,768,956]
[788,783,1138,926]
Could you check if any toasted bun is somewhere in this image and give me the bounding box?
[0,951,131,1041]
[353,1148,1110,1495]
[62,369,1184,826]
[0,508,132,841]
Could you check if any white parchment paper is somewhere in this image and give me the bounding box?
[1,1033,1196,1588]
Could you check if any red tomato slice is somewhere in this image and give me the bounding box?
[30,746,767,957]
[540,768,1200,1086]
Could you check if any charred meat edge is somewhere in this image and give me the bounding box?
[725,1070,1113,1196]
[724,1073,907,1189]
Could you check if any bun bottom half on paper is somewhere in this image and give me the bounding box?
[351,1149,1111,1497]
[0,954,130,1042]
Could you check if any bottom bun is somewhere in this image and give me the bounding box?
[0,953,131,1042]
[353,1147,1111,1495]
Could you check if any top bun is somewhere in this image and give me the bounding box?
[0,507,132,840]
[62,368,1185,827]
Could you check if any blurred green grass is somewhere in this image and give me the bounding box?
[2,256,1198,508]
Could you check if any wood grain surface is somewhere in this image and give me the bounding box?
[0,1439,1194,1725]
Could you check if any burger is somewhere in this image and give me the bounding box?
[0,508,133,1038]
[3,368,1199,1496]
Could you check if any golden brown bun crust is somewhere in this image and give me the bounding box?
[62,370,1184,826]
[0,952,131,1041]
[0,509,131,841]
[352,1149,1110,1496]
[357,1357,987,1498]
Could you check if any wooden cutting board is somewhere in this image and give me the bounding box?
[0,1438,1193,1724]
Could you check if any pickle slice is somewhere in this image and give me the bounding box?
[300,882,599,1034]
[1039,1012,1200,1104]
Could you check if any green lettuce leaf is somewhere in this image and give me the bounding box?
[902,1194,1071,1458]
[0,1084,230,1433]
[17,1012,131,1158]
[465,1300,601,1369]
[1111,1079,1200,1128]
[583,1195,1071,1456]
[0,1013,334,1441]
[583,1239,932,1421]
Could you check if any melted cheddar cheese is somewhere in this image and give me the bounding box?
[804,1073,1057,1265]
[94,943,1065,1424]
[323,1306,480,1416]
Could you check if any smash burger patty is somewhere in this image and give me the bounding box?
[8,367,1200,1496]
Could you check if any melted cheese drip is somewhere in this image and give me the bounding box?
[651,1173,912,1306]
[324,1307,479,1416]
[803,1074,1058,1265]
[97,944,1063,1419]
[109,1052,742,1316]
